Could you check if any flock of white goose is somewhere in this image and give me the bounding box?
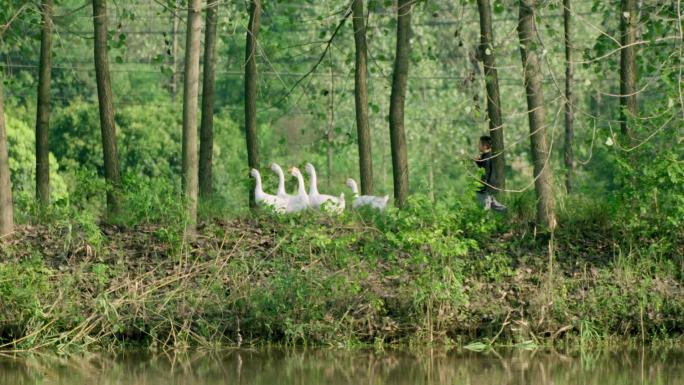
[250,163,389,214]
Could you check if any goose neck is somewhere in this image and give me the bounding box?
[308,167,319,195]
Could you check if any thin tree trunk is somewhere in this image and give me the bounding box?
[428,121,435,202]
[352,0,373,195]
[0,76,13,238]
[244,0,261,207]
[518,0,556,231]
[476,0,506,192]
[171,1,179,103]
[327,50,334,190]
[92,0,122,218]
[181,0,202,228]
[563,0,574,193]
[388,0,413,208]
[199,0,218,198]
[36,0,53,205]
[620,0,637,141]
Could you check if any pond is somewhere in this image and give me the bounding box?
[1,348,682,385]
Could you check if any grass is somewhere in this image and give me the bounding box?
[0,190,683,353]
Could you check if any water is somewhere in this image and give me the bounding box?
[1,348,683,385]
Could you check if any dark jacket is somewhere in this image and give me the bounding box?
[475,151,495,193]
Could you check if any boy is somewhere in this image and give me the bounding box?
[474,136,507,212]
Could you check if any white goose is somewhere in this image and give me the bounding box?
[304,163,345,214]
[346,178,389,210]
[286,167,310,213]
[250,168,287,213]
[269,162,294,201]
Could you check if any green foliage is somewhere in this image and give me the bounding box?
[5,110,68,201]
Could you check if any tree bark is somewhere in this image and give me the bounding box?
[0,75,13,238]
[36,0,53,205]
[327,50,334,190]
[388,0,413,208]
[199,0,218,199]
[352,0,373,195]
[619,0,637,141]
[92,0,122,218]
[181,0,202,228]
[476,0,505,192]
[244,0,261,207]
[517,0,556,231]
[171,0,179,103]
[563,0,574,193]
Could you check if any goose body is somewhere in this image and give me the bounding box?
[346,178,389,210]
[304,163,345,214]
[286,167,310,213]
[250,168,287,213]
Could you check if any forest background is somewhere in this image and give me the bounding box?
[0,0,683,349]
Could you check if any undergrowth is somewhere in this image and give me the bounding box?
[1,184,683,353]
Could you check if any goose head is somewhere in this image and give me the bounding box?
[288,166,302,178]
[345,178,355,189]
[249,168,260,178]
[304,162,316,175]
[269,163,281,173]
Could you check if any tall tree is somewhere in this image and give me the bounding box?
[517,0,556,230]
[0,74,13,237]
[92,0,122,217]
[170,1,179,102]
[352,0,373,195]
[476,0,506,192]
[563,0,574,193]
[35,0,53,205]
[199,0,218,198]
[388,0,414,208]
[181,0,202,228]
[244,0,261,207]
[620,0,637,141]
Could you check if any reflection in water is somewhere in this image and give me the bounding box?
[0,348,682,385]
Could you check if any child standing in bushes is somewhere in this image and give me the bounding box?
[475,136,507,212]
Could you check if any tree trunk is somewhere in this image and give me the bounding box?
[92,0,122,218]
[181,0,202,228]
[244,0,261,207]
[388,0,413,208]
[199,0,218,199]
[563,0,574,193]
[620,0,637,141]
[171,1,179,103]
[0,76,13,238]
[36,0,53,205]
[517,0,556,231]
[327,50,334,190]
[352,0,373,195]
[476,0,506,192]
